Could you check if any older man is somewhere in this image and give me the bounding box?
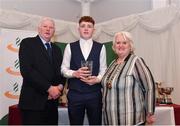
[18,17,66,125]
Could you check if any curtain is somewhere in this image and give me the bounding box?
[0,5,180,103]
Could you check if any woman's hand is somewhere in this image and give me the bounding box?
[146,113,155,125]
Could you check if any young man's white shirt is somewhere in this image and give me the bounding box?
[61,38,107,81]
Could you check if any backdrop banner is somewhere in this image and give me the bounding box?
[0,29,36,120]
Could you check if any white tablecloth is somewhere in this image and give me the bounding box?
[58,106,175,125]
[58,107,69,125]
[154,106,175,125]
[58,107,88,125]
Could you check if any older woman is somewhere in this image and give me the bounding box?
[101,31,156,125]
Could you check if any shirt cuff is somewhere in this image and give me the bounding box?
[64,70,75,78]
[97,75,102,82]
[58,84,64,91]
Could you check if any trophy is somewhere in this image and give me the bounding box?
[81,60,93,77]
[156,82,174,104]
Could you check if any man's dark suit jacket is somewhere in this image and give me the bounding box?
[18,35,65,110]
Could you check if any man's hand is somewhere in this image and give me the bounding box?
[81,76,101,85]
[48,86,61,100]
[72,67,91,79]
[58,84,64,92]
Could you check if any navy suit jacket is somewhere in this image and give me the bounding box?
[18,35,65,110]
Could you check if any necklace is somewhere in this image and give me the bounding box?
[117,58,124,64]
[105,61,124,89]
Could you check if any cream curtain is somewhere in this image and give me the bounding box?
[0,5,180,103]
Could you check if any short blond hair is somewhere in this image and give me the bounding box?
[112,31,135,54]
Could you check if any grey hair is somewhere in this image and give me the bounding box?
[38,17,55,28]
[112,31,135,54]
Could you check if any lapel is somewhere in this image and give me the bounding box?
[51,43,62,72]
[35,36,52,64]
[77,41,86,61]
[81,40,95,60]
[51,43,57,63]
[87,41,95,60]
[77,40,94,61]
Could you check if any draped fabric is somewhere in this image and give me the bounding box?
[0,5,180,103]
[0,6,179,42]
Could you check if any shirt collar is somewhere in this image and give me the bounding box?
[80,38,93,44]
[39,35,51,45]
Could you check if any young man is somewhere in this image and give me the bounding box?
[61,16,107,125]
[18,17,66,125]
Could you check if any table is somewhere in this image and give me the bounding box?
[157,104,180,125]
[58,107,69,125]
[8,104,180,125]
[8,104,22,125]
[58,106,176,125]
[172,104,180,125]
[58,106,88,125]
[154,106,175,125]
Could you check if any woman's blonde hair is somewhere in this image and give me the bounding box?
[112,31,135,54]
